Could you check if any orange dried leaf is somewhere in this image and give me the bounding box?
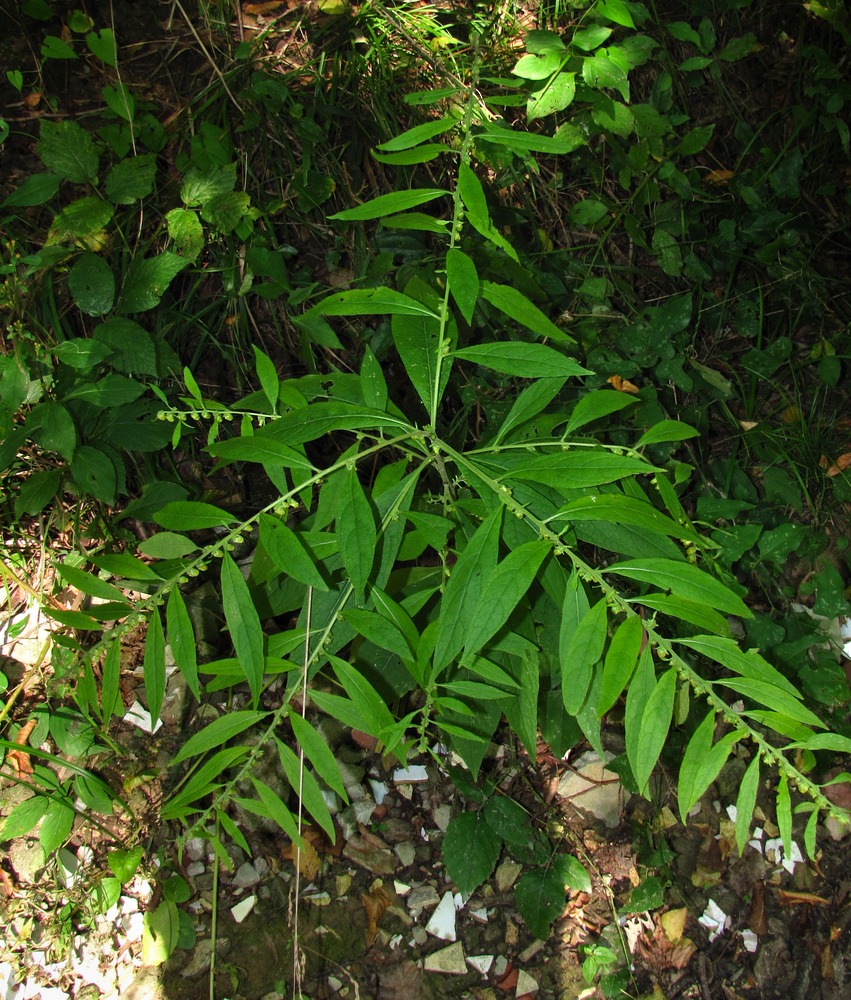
[778,889,830,906]
[822,452,851,477]
[282,839,321,880]
[361,883,391,945]
[704,169,735,185]
[607,375,640,394]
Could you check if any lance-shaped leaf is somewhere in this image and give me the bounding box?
[561,599,608,715]
[328,655,396,737]
[329,188,448,220]
[376,117,457,151]
[565,389,639,434]
[308,287,439,318]
[208,436,312,471]
[337,467,376,597]
[221,552,265,707]
[505,450,656,491]
[144,610,166,726]
[635,420,699,447]
[678,711,741,821]
[260,515,328,591]
[494,376,567,445]
[630,666,677,796]
[714,677,825,729]
[552,493,702,542]
[481,281,574,344]
[452,342,589,378]
[276,738,336,841]
[675,635,802,697]
[598,614,644,716]
[170,710,267,766]
[162,746,250,819]
[391,276,449,414]
[605,558,751,618]
[101,638,121,722]
[153,501,235,531]
[289,710,348,803]
[458,164,518,261]
[258,401,411,446]
[735,755,760,854]
[446,248,479,325]
[629,594,731,637]
[433,509,502,673]
[167,588,199,701]
[463,540,549,660]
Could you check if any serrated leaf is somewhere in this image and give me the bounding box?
[678,711,740,822]
[562,599,608,715]
[606,559,751,618]
[144,609,166,725]
[68,253,115,316]
[1,796,48,841]
[556,853,592,893]
[452,342,589,378]
[483,796,531,847]
[443,811,502,895]
[105,155,156,204]
[330,188,448,221]
[514,868,565,938]
[166,207,204,262]
[221,552,265,707]
[37,119,99,183]
[119,251,189,313]
[170,710,267,766]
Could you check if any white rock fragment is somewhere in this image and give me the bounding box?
[467,954,494,975]
[425,891,457,941]
[699,899,728,942]
[424,942,466,974]
[393,765,429,784]
[303,891,331,906]
[741,929,759,953]
[394,842,416,868]
[394,880,412,896]
[556,750,623,828]
[369,779,388,804]
[186,861,205,877]
[469,906,490,923]
[432,805,452,832]
[763,838,803,874]
[185,837,207,862]
[123,700,163,734]
[328,975,343,992]
[231,895,256,923]
[516,969,539,996]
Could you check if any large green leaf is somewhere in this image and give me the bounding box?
[391,275,451,415]
[443,811,502,895]
[561,599,608,714]
[552,493,702,543]
[329,655,396,737]
[629,595,731,637]
[735,756,760,854]
[258,401,411,446]
[464,540,549,659]
[221,552,265,707]
[170,710,267,766]
[154,501,235,531]
[629,667,677,796]
[276,739,336,840]
[481,282,573,344]
[565,390,639,434]
[493,377,566,445]
[337,467,376,597]
[376,117,457,151]
[678,711,740,821]
[37,119,99,183]
[514,867,566,939]
[715,677,825,729]
[504,451,655,491]
[144,609,166,726]
[605,559,751,618]
[289,710,348,803]
[329,188,448,220]
[119,251,189,313]
[675,635,803,697]
[433,509,502,673]
[457,164,518,261]
[167,588,199,701]
[452,342,589,378]
[446,248,479,325]
[260,515,328,590]
[598,614,643,716]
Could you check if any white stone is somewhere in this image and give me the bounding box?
[369,779,388,804]
[185,837,206,862]
[432,805,452,832]
[186,861,205,877]
[741,929,759,953]
[516,969,539,996]
[467,954,494,974]
[425,891,457,941]
[557,750,622,828]
[122,700,162,734]
[394,842,416,868]
[230,895,257,923]
[233,862,260,888]
[393,765,429,783]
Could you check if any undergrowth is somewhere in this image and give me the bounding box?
[1,0,850,991]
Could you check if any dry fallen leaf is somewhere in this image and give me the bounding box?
[821,452,851,477]
[660,907,688,944]
[778,889,830,906]
[282,838,321,880]
[607,374,640,394]
[7,718,37,776]
[704,169,735,185]
[362,883,391,945]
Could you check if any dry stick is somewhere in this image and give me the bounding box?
[292,584,313,999]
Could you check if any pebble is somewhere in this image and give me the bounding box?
[394,842,416,868]
[231,896,256,923]
[232,862,261,888]
[186,862,205,878]
[424,942,466,975]
[425,891,457,941]
[185,837,207,862]
[407,884,440,918]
